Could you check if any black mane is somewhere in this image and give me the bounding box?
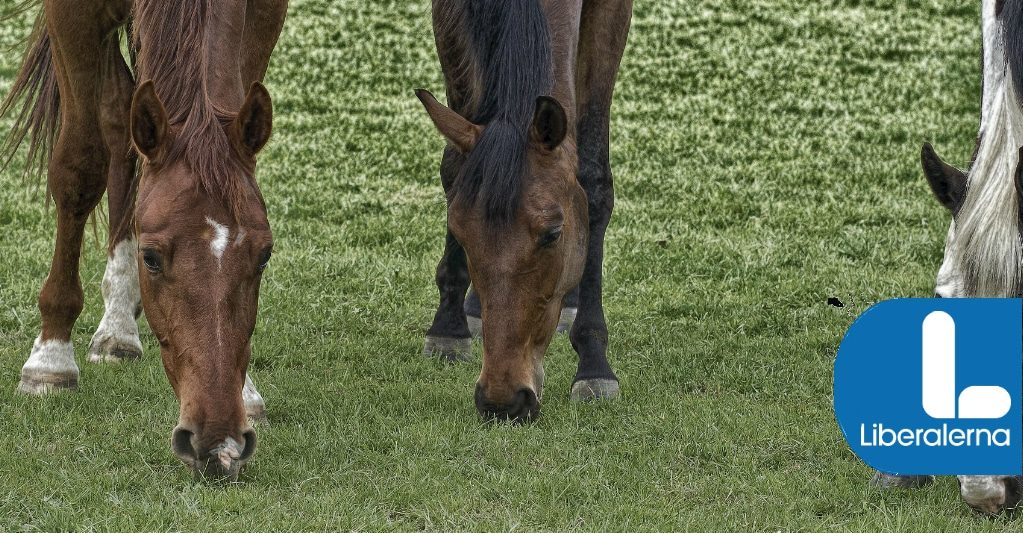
[456,0,554,221]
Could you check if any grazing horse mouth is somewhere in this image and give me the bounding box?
[474,384,540,422]
[173,427,257,481]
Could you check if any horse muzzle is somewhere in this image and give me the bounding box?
[172,426,257,481]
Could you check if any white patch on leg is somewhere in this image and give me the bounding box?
[89,239,143,363]
[19,336,78,394]
[205,216,230,265]
[243,374,267,422]
[959,475,1009,514]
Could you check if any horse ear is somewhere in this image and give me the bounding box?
[131,81,169,161]
[232,82,273,156]
[921,142,967,212]
[415,89,481,153]
[531,96,568,151]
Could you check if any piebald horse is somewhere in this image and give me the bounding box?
[1,0,287,479]
[879,0,1023,515]
[417,0,632,420]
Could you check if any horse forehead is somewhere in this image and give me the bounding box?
[205,217,232,259]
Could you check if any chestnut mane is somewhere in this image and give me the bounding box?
[133,0,251,212]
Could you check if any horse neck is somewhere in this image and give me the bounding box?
[202,0,247,112]
[134,0,248,115]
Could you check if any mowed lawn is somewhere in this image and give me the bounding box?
[0,0,1003,530]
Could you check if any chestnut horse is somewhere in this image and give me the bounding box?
[1,0,287,478]
[877,0,1023,515]
[418,0,632,420]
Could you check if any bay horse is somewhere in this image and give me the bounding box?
[1,0,287,479]
[417,0,632,421]
[877,0,1023,515]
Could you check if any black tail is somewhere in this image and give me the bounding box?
[0,3,60,181]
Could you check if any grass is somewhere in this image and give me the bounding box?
[0,0,1010,530]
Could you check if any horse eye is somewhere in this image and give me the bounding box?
[257,249,272,272]
[141,249,162,273]
[539,228,562,248]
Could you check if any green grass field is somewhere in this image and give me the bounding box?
[0,0,1009,530]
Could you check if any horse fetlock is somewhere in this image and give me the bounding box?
[90,239,142,364]
[87,325,143,363]
[18,337,79,394]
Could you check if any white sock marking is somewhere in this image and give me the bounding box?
[23,336,77,374]
[90,239,143,361]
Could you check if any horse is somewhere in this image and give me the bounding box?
[0,0,287,479]
[878,0,1023,515]
[416,0,632,421]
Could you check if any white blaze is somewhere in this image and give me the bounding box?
[206,217,230,266]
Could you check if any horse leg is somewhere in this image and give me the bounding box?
[241,0,289,85]
[463,287,482,338]
[424,148,473,362]
[19,1,124,394]
[232,0,288,424]
[88,36,142,364]
[558,286,579,333]
[568,0,632,401]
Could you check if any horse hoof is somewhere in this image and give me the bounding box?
[466,315,482,339]
[17,371,78,395]
[87,330,143,364]
[17,338,79,395]
[870,471,934,489]
[423,336,472,362]
[556,307,577,334]
[570,378,620,401]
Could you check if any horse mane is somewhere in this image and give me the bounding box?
[950,0,1023,296]
[133,0,250,213]
[443,0,554,222]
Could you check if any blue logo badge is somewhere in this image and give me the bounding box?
[834,299,1022,476]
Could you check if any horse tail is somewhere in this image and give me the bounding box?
[0,3,60,181]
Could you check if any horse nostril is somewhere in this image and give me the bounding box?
[171,427,197,464]
[516,388,539,421]
[239,429,257,462]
